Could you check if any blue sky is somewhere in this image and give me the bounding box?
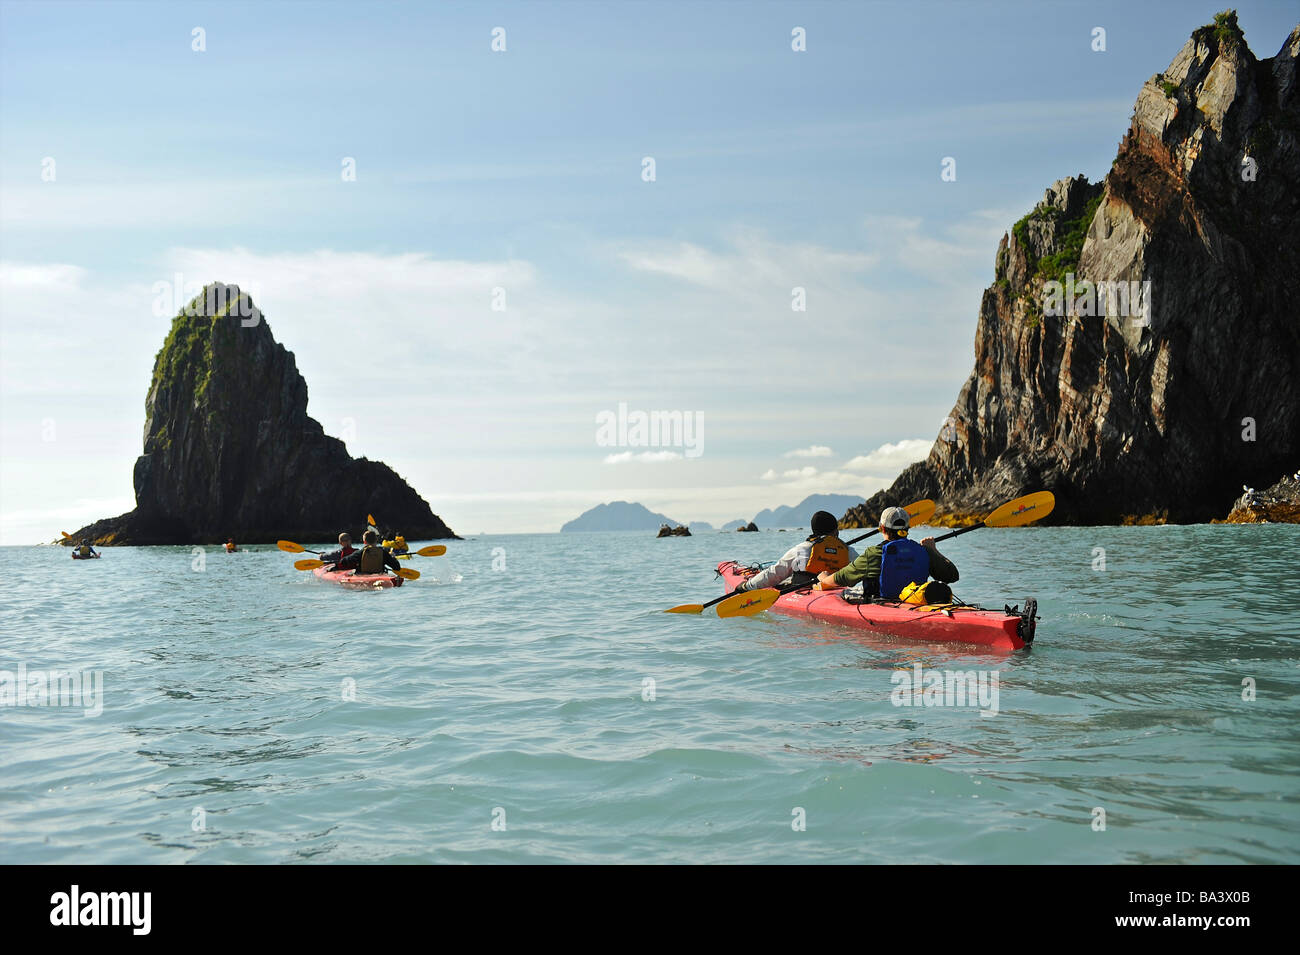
[2,0,1297,541]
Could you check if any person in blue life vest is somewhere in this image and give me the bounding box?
[732,510,857,591]
[815,505,958,599]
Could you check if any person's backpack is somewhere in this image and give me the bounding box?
[878,538,929,599]
[898,580,952,605]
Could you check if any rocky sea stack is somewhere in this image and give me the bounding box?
[847,15,1300,528]
[70,283,456,545]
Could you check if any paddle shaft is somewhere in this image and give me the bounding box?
[842,499,936,546]
[844,528,880,547]
[701,589,743,610]
[929,521,986,544]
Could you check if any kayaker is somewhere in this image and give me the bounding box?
[225,538,237,553]
[391,533,408,554]
[816,505,958,599]
[74,541,98,559]
[335,530,402,575]
[733,511,857,591]
[319,532,356,566]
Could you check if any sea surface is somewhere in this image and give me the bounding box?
[2,525,1298,864]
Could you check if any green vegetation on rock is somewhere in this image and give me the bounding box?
[1037,194,1103,284]
[1194,10,1244,48]
[149,290,218,410]
[1010,195,1101,284]
[1212,10,1243,45]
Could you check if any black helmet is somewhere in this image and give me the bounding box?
[810,510,838,536]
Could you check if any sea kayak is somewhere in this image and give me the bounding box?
[71,553,100,560]
[717,561,1035,650]
[312,565,403,590]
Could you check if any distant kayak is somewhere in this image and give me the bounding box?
[71,553,101,560]
[717,561,1035,651]
[312,565,402,590]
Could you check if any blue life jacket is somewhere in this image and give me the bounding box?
[878,537,929,600]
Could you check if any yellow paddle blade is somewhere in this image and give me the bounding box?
[61,530,71,538]
[294,558,325,570]
[367,514,376,528]
[905,499,936,526]
[716,588,780,618]
[396,567,420,580]
[984,491,1056,528]
[415,544,446,557]
[277,540,306,553]
[664,603,705,615]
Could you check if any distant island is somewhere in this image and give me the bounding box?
[561,492,868,533]
[753,493,865,529]
[561,501,680,532]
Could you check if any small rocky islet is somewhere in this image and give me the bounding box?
[67,283,456,546]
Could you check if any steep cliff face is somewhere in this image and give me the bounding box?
[847,16,1300,528]
[71,283,456,544]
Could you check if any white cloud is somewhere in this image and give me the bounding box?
[165,246,534,298]
[861,211,1014,289]
[843,439,932,474]
[0,262,88,287]
[618,229,877,296]
[152,247,548,399]
[783,445,832,458]
[766,468,892,499]
[603,450,683,464]
[760,468,777,480]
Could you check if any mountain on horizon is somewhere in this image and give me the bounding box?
[752,493,865,529]
[560,501,680,532]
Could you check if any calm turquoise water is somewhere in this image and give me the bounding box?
[2,525,1298,864]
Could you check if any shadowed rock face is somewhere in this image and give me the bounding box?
[847,18,1300,529]
[70,284,456,545]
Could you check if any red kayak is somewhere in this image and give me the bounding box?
[717,561,1035,651]
[313,566,403,590]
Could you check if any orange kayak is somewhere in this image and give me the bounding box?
[313,566,402,590]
